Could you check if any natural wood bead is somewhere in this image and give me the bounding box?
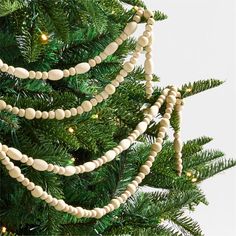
[31,186,44,198]
[21,155,28,163]
[94,56,102,64]
[111,199,120,209]
[76,106,83,114]
[69,67,76,76]
[90,98,98,106]
[81,101,92,112]
[7,147,22,161]
[55,200,66,211]
[101,156,108,163]
[54,109,65,120]
[134,176,142,184]
[144,9,154,19]
[6,104,12,112]
[95,94,103,103]
[119,69,128,77]
[8,166,21,178]
[75,62,90,74]
[2,145,8,152]
[40,192,48,200]
[131,180,138,187]
[156,137,163,144]
[105,84,116,95]
[42,72,48,80]
[35,71,42,79]
[22,178,30,186]
[140,165,150,175]
[133,15,141,23]
[163,113,171,119]
[28,70,35,79]
[148,18,155,25]
[148,155,155,162]
[94,208,104,219]
[135,45,143,53]
[124,21,138,36]
[124,190,132,198]
[175,152,182,159]
[99,52,107,60]
[130,57,137,64]
[70,108,77,116]
[111,80,119,87]
[107,203,115,212]
[27,182,35,190]
[26,157,34,166]
[14,67,29,79]
[166,95,176,104]
[174,139,183,152]
[127,183,137,194]
[104,42,119,56]
[49,198,58,207]
[138,172,145,179]
[145,25,153,32]
[12,107,19,115]
[104,206,110,214]
[42,111,49,119]
[25,108,36,120]
[32,159,48,171]
[144,59,153,74]
[105,150,116,161]
[136,121,148,134]
[1,156,10,165]
[120,193,128,202]
[119,139,131,150]
[47,164,54,171]
[88,59,96,67]
[58,167,65,175]
[143,31,151,38]
[6,162,14,170]
[145,161,152,168]
[120,32,128,41]
[64,166,76,176]
[84,162,96,172]
[62,69,69,77]
[0,100,6,110]
[149,106,159,117]
[48,111,55,119]
[158,132,165,139]
[123,62,135,73]
[175,105,182,112]
[138,36,149,47]
[64,110,71,118]
[160,118,170,128]
[115,37,123,45]
[100,91,109,100]
[1,63,8,72]
[116,75,124,83]
[76,207,85,218]
[174,132,180,139]
[45,195,53,203]
[48,69,63,81]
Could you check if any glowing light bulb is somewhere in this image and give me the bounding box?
[68,127,74,133]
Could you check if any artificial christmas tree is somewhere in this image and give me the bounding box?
[0,0,235,235]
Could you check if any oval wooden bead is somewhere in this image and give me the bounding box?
[144,9,154,19]
[123,62,134,73]
[32,159,48,171]
[119,139,131,150]
[104,42,119,56]
[166,95,176,104]
[138,36,149,47]
[151,143,162,153]
[31,186,43,198]
[174,139,183,152]
[140,165,150,175]
[25,108,36,120]
[7,147,22,161]
[48,69,64,81]
[136,121,148,134]
[160,118,170,127]
[64,166,76,176]
[149,105,159,117]
[127,183,137,194]
[9,166,21,178]
[75,62,90,74]
[104,150,116,161]
[124,22,138,36]
[83,162,96,172]
[14,67,29,79]
[144,59,153,74]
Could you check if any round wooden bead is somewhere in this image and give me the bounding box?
[111,199,120,209]
[5,162,14,170]
[123,62,134,73]
[75,62,90,74]
[104,150,116,161]
[136,121,148,134]
[138,36,149,47]
[27,182,35,191]
[1,64,8,72]
[70,108,77,116]
[144,59,153,74]
[127,183,137,194]
[14,67,29,79]
[0,59,3,68]
[81,101,92,112]
[35,71,42,79]
[16,174,24,182]
[135,176,142,184]
[58,167,65,175]
[94,208,104,219]
[45,195,53,203]
[94,56,102,64]
[49,198,58,207]
[166,95,176,104]
[48,111,56,119]
[0,100,6,110]
[104,42,119,56]
[55,200,66,211]
[83,162,96,172]
[88,59,96,67]
[42,72,48,80]
[64,166,76,176]
[22,178,30,186]
[144,9,154,19]
[32,159,48,171]
[55,109,65,120]
[40,192,48,200]
[124,22,138,36]
[42,111,49,119]
[25,108,36,120]
[26,157,34,166]
[12,107,19,115]
[63,69,70,77]
[160,118,170,127]
[105,84,116,95]
[29,71,36,79]
[35,110,42,119]
[48,69,64,81]
[174,139,183,152]
[133,15,141,23]
[149,105,159,117]
[9,166,21,178]
[7,147,22,161]
[53,165,60,174]
[69,67,76,76]
[119,139,131,150]
[138,172,145,179]
[76,207,85,218]
[140,165,150,175]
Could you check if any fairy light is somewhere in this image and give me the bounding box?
[2,226,7,233]
[68,127,75,133]
[40,33,49,44]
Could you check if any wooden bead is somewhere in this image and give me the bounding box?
[27,182,35,190]
[138,172,145,179]
[9,166,21,178]
[55,109,65,120]
[47,164,54,171]
[124,22,138,36]
[14,67,29,79]
[105,84,116,95]
[40,192,48,200]
[21,155,28,163]
[111,199,120,209]
[6,162,14,170]
[70,108,77,116]
[140,165,150,175]
[123,62,134,73]
[22,178,30,186]
[104,42,119,56]
[63,69,70,77]
[149,105,159,117]
[0,100,6,110]
[48,111,56,119]
[35,71,42,79]
[160,118,170,127]
[1,64,8,72]
[133,15,141,23]
[83,162,96,172]
[81,101,92,112]
[31,186,44,198]
[49,198,58,207]
[135,176,142,184]
[148,18,155,25]
[127,183,137,194]
[64,166,76,176]
[26,157,34,166]
[136,121,148,134]
[119,69,128,77]
[94,56,102,64]
[42,111,49,119]
[29,71,36,79]
[94,208,104,219]
[76,207,85,218]
[58,167,65,175]
[144,59,153,74]
[12,107,19,114]
[35,110,42,119]
[48,69,64,81]
[42,72,48,80]
[174,139,183,152]
[88,59,96,67]
[119,139,131,150]
[45,195,53,203]
[32,159,48,171]
[75,62,90,74]
[138,36,149,47]
[7,147,22,161]
[25,108,36,120]
[69,67,76,76]
[0,59,3,68]
[166,95,176,104]
[104,150,116,161]
[55,199,66,211]
[76,106,84,114]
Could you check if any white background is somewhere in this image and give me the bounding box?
[140,1,236,235]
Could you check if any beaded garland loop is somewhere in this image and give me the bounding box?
[0,7,185,219]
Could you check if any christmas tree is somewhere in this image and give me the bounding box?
[0,0,235,235]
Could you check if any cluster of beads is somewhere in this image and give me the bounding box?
[0,8,155,120]
[0,86,184,219]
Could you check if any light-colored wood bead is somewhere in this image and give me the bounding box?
[174,139,183,152]
[64,110,71,118]
[0,59,3,68]
[25,108,36,120]
[104,42,119,56]
[135,176,142,184]
[9,166,21,178]
[124,22,138,36]
[31,186,44,198]
[49,198,58,207]
[22,178,30,186]
[140,165,150,175]
[21,155,28,163]
[63,69,70,77]
[42,72,48,80]
[94,208,104,219]
[166,95,176,104]
[81,101,92,112]
[83,162,96,172]
[119,139,131,150]
[136,121,148,134]
[100,91,109,99]
[69,67,76,76]
[149,105,159,117]
[95,94,103,103]
[138,36,149,47]
[32,159,48,171]
[160,118,170,128]
[45,195,53,203]
[99,52,107,60]
[127,183,137,194]
[58,167,65,175]
[75,62,90,74]
[14,67,29,79]
[35,110,42,119]
[116,75,124,83]
[105,150,116,161]
[88,59,96,67]
[35,71,42,79]
[7,147,22,161]
[105,84,116,95]
[64,166,76,176]
[138,172,145,179]
[27,182,35,191]
[53,165,60,174]
[40,192,48,200]
[26,157,34,166]
[94,56,102,64]
[29,71,36,79]
[41,111,49,119]
[70,108,77,116]
[76,106,84,114]
[120,32,128,41]
[144,59,153,74]
[133,15,141,23]
[48,69,64,81]
[6,162,14,170]
[8,66,15,75]
[1,64,8,72]
[76,207,85,218]
[111,199,120,209]
[55,199,66,211]
[115,37,123,45]
[0,100,6,110]
[48,111,56,119]
[163,113,171,119]
[145,161,152,168]
[12,107,19,115]
[47,164,54,171]
[55,109,65,120]
[2,145,8,152]
[6,104,12,112]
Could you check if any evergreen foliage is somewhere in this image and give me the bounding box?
[0,0,234,235]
